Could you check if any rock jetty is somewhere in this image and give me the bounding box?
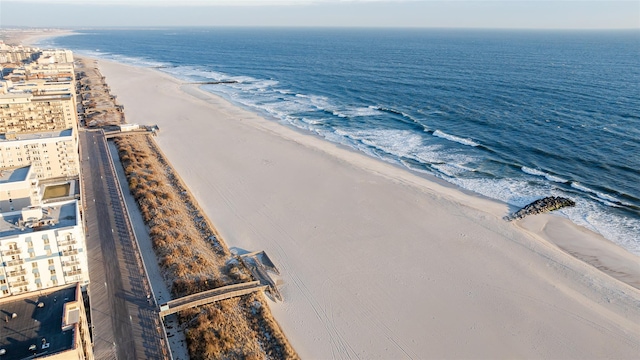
[504,196,576,221]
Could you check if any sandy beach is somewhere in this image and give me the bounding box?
[91,57,640,359]
[2,29,73,46]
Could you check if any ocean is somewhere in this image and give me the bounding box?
[43,28,640,254]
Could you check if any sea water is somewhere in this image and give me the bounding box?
[45,28,640,254]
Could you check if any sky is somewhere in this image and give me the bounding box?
[0,0,638,29]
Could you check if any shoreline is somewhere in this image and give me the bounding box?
[14,30,640,358]
[2,28,74,46]
[179,70,640,291]
[17,29,639,263]
[94,58,640,358]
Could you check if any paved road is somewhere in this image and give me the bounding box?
[80,129,169,360]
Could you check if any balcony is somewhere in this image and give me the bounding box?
[62,249,78,256]
[2,249,21,256]
[66,275,82,283]
[58,238,77,247]
[65,269,82,277]
[7,259,24,266]
[11,280,28,287]
[8,269,26,277]
[63,260,80,267]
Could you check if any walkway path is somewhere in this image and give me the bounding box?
[159,281,266,317]
[80,129,170,360]
[107,139,190,360]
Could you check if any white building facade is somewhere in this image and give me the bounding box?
[0,128,79,180]
[0,199,89,298]
[39,49,75,64]
[0,165,41,212]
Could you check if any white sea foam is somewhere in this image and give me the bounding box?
[521,166,546,177]
[103,53,169,68]
[137,58,640,255]
[301,118,325,125]
[333,107,383,118]
[330,129,478,179]
[232,79,279,91]
[77,49,111,58]
[596,193,621,203]
[307,95,331,109]
[448,177,640,255]
[166,66,226,82]
[561,200,640,255]
[61,38,639,257]
[449,177,556,208]
[431,163,471,177]
[276,89,294,95]
[433,130,480,147]
[521,166,568,183]
[350,107,384,117]
[545,174,570,184]
[570,182,622,206]
[199,67,639,254]
[375,106,425,127]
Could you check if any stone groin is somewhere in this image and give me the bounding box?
[504,196,576,221]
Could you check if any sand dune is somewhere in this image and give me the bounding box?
[96,58,640,359]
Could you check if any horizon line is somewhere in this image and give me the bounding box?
[2,25,640,31]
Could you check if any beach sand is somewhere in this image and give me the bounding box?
[1,29,73,46]
[95,58,640,359]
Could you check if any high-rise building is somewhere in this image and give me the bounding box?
[0,42,39,65]
[0,128,79,180]
[5,62,75,82]
[38,49,75,65]
[0,198,89,298]
[0,91,77,134]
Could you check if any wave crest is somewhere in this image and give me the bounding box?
[521,166,568,183]
[433,130,479,147]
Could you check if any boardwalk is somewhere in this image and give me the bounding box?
[159,281,266,317]
[80,129,170,359]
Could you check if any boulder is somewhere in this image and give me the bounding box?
[504,196,575,221]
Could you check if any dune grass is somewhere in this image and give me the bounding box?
[114,135,297,360]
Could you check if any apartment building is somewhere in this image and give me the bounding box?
[0,128,79,180]
[0,283,94,360]
[5,62,75,82]
[0,198,89,298]
[0,90,77,134]
[39,49,75,64]
[4,78,75,95]
[0,42,39,65]
[0,165,41,212]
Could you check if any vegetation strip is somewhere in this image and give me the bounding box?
[114,135,298,359]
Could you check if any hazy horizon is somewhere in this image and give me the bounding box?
[0,1,638,30]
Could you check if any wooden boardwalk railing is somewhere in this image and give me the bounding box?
[159,281,266,317]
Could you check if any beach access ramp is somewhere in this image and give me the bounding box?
[159,281,266,317]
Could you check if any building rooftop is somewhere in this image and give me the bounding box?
[0,92,31,100]
[0,167,30,185]
[0,128,72,142]
[0,286,76,360]
[30,94,72,102]
[0,91,71,101]
[0,200,77,238]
